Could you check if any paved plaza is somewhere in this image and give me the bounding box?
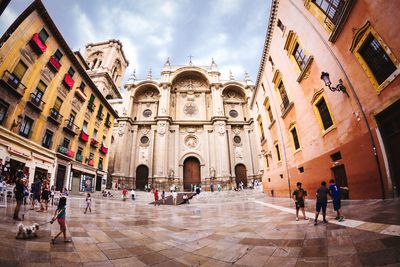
[0,191,400,266]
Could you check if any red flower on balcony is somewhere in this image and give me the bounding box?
[63,73,75,89]
[48,56,61,72]
[30,33,47,54]
[66,149,75,158]
[80,129,89,142]
[75,88,87,102]
[88,159,94,166]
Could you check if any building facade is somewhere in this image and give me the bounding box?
[0,0,118,193]
[108,60,262,191]
[251,0,400,199]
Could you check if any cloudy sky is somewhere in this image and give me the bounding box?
[1,0,271,84]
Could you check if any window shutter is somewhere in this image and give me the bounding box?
[54,97,63,110]
[13,61,28,80]
[38,29,49,43]
[37,81,47,92]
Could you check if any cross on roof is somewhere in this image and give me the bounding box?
[188,55,193,65]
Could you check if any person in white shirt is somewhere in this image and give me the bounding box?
[172,190,177,206]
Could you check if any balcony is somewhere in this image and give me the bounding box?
[47,108,63,125]
[62,120,79,136]
[96,112,104,121]
[27,93,46,113]
[29,33,47,55]
[0,70,27,98]
[58,146,75,158]
[90,138,99,148]
[87,101,96,112]
[105,119,112,128]
[63,73,75,90]
[75,88,87,102]
[80,130,89,142]
[47,56,61,72]
[76,153,83,162]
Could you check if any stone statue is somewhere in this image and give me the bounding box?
[210,167,216,179]
[169,169,174,179]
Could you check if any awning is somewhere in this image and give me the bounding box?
[71,163,97,175]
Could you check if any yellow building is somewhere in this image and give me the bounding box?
[0,0,118,193]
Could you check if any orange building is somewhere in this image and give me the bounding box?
[251,0,400,199]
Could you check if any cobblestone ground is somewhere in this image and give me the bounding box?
[0,191,400,267]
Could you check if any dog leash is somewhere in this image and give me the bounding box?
[37,220,54,227]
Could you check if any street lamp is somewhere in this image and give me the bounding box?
[320,72,349,97]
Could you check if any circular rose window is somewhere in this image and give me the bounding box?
[233,136,241,144]
[140,136,149,144]
[143,109,152,117]
[229,110,238,118]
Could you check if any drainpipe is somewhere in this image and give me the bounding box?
[288,0,385,198]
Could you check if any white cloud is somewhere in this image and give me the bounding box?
[71,4,96,45]
[0,7,17,33]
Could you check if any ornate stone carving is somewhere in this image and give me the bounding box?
[232,127,241,135]
[71,97,82,111]
[118,123,125,136]
[57,85,69,98]
[158,122,166,136]
[183,102,198,116]
[235,146,244,161]
[184,135,199,149]
[20,45,37,65]
[216,122,225,135]
[139,147,149,164]
[41,66,54,83]
[140,127,150,135]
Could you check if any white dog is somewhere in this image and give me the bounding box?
[16,223,39,239]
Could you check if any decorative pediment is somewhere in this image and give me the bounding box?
[272,69,282,85]
[284,30,297,52]
[350,21,371,52]
[288,121,296,130]
[310,88,325,104]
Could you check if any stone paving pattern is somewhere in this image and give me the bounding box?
[0,191,399,266]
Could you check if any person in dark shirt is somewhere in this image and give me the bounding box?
[13,170,25,221]
[314,181,330,225]
[329,179,345,222]
[292,182,308,221]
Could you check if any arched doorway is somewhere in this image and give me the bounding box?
[183,157,201,191]
[235,164,247,188]
[136,165,149,190]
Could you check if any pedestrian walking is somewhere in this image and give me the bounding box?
[314,181,329,225]
[50,185,55,206]
[210,183,214,192]
[329,179,345,222]
[293,182,308,221]
[30,179,41,210]
[161,190,165,204]
[84,193,91,214]
[13,170,24,221]
[153,189,159,206]
[41,183,50,211]
[51,196,71,243]
[217,184,222,192]
[172,190,177,206]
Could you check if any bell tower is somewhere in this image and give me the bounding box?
[85,39,129,99]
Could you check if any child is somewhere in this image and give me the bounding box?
[84,193,91,214]
[314,181,329,225]
[50,197,71,243]
[292,182,308,221]
[153,189,159,206]
[172,190,177,206]
[329,179,345,222]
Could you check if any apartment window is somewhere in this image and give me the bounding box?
[12,60,28,81]
[0,100,9,125]
[77,147,83,155]
[68,67,75,77]
[89,152,94,160]
[261,83,266,94]
[277,19,285,31]
[79,82,86,92]
[31,81,46,105]
[358,34,397,85]
[312,0,343,24]
[53,97,62,112]
[268,56,275,67]
[67,111,76,128]
[19,116,34,138]
[316,97,333,130]
[292,43,308,70]
[42,129,53,148]
[77,147,83,161]
[105,113,110,122]
[93,129,98,140]
[265,154,270,168]
[62,138,70,148]
[97,104,103,119]
[278,81,290,110]
[54,49,63,61]
[275,143,281,161]
[258,117,265,141]
[264,100,274,124]
[89,94,95,104]
[83,121,88,132]
[290,127,301,150]
[38,28,49,43]
[98,157,103,169]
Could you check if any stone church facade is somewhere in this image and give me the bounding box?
[108,60,263,191]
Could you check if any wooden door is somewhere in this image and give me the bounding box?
[376,100,400,197]
[235,164,247,188]
[183,157,201,191]
[55,165,66,191]
[136,165,149,191]
[96,176,102,191]
[331,164,349,199]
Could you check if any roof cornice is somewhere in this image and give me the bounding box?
[250,0,279,108]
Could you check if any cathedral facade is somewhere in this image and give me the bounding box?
[109,60,263,191]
